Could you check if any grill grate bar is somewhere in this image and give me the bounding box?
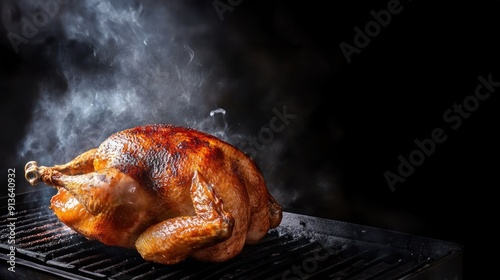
[18,231,77,250]
[47,240,92,260]
[128,266,160,280]
[238,242,329,278]
[46,240,100,261]
[244,242,346,280]
[0,205,47,221]
[382,257,437,279]
[69,252,110,267]
[79,255,126,272]
[325,248,380,279]
[107,261,152,280]
[16,224,69,243]
[367,259,421,280]
[128,264,173,280]
[0,209,58,233]
[95,258,144,274]
[328,252,395,279]
[18,219,64,230]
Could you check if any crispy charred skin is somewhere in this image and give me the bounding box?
[25,124,282,264]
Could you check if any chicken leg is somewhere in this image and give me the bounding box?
[25,148,97,186]
[135,170,234,264]
[25,162,158,247]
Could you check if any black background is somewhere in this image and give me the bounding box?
[1,0,499,278]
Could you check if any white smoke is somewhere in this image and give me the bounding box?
[12,0,229,165]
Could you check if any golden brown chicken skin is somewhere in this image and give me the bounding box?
[24,124,282,264]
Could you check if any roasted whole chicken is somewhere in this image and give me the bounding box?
[24,124,282,264]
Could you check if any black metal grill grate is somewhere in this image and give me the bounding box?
[1,188,462,280]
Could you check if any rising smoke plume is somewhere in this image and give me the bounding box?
[4,0,228,164]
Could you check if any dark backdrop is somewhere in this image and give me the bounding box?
[1,0,499,277]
